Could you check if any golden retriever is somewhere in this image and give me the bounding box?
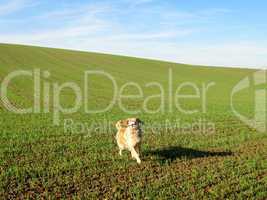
[115,118,143,164]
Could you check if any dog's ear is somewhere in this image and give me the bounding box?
[115,120,122,130]
[115,119,128,129]
[137,118,144,125]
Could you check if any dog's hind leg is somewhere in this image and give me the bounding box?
[134,143,141,156]
[117,143,124,156]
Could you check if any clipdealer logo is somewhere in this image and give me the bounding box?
[0,68,216,126]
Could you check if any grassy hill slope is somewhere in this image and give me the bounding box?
[0,43,266,199]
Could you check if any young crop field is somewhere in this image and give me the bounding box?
[0,43,266,199]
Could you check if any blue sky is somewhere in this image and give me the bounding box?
[0,0,267,68]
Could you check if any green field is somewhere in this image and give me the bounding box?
[0,43,266,199]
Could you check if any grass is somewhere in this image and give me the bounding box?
[0,43,266,199]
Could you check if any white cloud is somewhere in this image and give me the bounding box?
[0,1,265,69]
[40,3,112,21]
[106,30,193,40]
[1,1,194,43]
[0,2,112,42]
[53,39,267,69]
[131,0,154,6]
[0,0,35,15]
[3,30,266,69]
[0,24,106,43]
[122,0,154,7]
[134,42,267,68]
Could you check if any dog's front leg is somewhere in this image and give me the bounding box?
[130,147,141,164]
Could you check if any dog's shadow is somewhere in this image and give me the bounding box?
[144,146,232,164]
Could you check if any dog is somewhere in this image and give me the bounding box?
[115,118,143,164]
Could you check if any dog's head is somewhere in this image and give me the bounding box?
[115,118,143,130]
[126,118,143,128]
